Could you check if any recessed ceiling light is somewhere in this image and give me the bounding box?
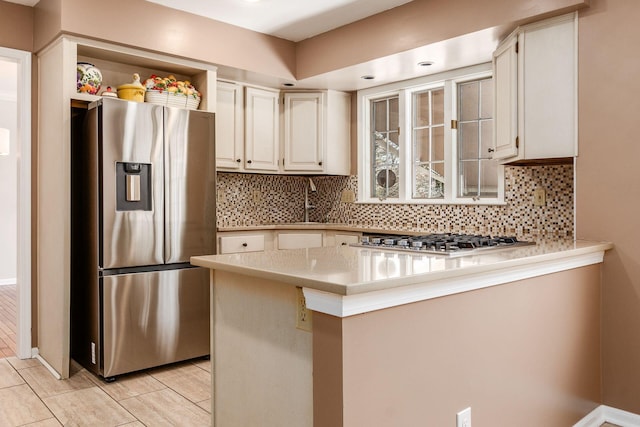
[361,75,375,80]
[418,61,434,67]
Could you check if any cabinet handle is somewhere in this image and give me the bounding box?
[236,158,241,163]
[247,160,252,164]
[488,148,495,153]
[242,243,248,247]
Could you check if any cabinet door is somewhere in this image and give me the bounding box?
[283,92,324,172]
[492,33,519,160]
[245,87,280,171]
[520,14,577,159]
[216,81,244,169]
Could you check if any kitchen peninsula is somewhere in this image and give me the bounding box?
[191,239,612,426]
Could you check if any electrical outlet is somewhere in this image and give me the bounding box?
[296,287,312,332]
[456,407,471,427]
[252,190,262,203]
[533,188,546,206]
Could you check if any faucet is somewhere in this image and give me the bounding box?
[304,178,317,222]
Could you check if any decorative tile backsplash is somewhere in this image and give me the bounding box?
[216,164,574,240]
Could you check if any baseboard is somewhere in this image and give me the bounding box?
[574,405,640,427]
[35,351,62,380]
[0,278,16,286]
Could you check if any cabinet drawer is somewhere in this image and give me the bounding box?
[219,235,265,254]
[334,234,360,246]
[277,233,323,250]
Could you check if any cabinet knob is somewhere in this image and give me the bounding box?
[247,160,252,164]
[488,148,495,153]
[236,158,241,163]
[319,161,323,166]
[242,242,248,247]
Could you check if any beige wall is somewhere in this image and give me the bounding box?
[34,0,296,81]
[314,266,602,426]
[0,1,33,52]
[577,0,640,414]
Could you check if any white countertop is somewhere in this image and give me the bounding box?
[191,239,612,297]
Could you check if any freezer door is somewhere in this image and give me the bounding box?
[102,267,210,378]
[101,98,165,269]
[164,107,216,263]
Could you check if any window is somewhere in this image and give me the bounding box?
[457,78,497,198]
[358,64,503,204]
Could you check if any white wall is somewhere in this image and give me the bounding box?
[0,59,17,283]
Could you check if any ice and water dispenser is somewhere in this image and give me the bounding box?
[116,162,152,211]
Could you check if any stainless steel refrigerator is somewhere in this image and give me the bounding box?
[71,97,215,380]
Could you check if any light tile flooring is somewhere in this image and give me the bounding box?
[0,285,627,426]
[0,356,212,426]
[0,284,17,358]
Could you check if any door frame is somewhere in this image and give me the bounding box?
[0,46,32,359]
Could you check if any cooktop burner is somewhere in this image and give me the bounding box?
[351,233,535,257]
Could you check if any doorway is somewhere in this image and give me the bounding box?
[0,47,32,359]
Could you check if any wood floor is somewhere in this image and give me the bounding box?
[0,284,16,358]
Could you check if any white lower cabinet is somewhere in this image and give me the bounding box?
[324,231,361,247]
[219,229,361,253]
[277,232,323,250]
[218,232,273,254]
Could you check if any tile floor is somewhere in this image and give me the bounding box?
[0,284,17,358]
[0,356,212,426]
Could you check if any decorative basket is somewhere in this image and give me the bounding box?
[145,90,201,110]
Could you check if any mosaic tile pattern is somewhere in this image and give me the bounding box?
[216,164,574,240]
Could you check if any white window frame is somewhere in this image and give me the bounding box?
[357,63,505,205]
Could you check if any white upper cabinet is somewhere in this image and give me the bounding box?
[283,92,324,172]
[492,13,577,164]
[217,84,351,175]
[216,81,244,170]
[283,90,351,175]
[244,86,281,172]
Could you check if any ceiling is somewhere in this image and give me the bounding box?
[146,0,415,42]
[4,0,501,91]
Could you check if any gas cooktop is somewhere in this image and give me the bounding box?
[351,233,535,257]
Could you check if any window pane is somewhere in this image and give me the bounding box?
[412,87,446,200]
[389,97,399,130]
[459,122,478,160]
[371,96,399,199]
[432,88,445,124]
[457,77,497,199]
[479,159,498,196]
[459,160,479,197]
[414,128,429,162]
[432,125,444,161]
[373,100,387,132]
[413,162,445,199]
[480,119,493,159]
[459,82,479,121]
[480,79,493,119]
[414,92,430,127]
